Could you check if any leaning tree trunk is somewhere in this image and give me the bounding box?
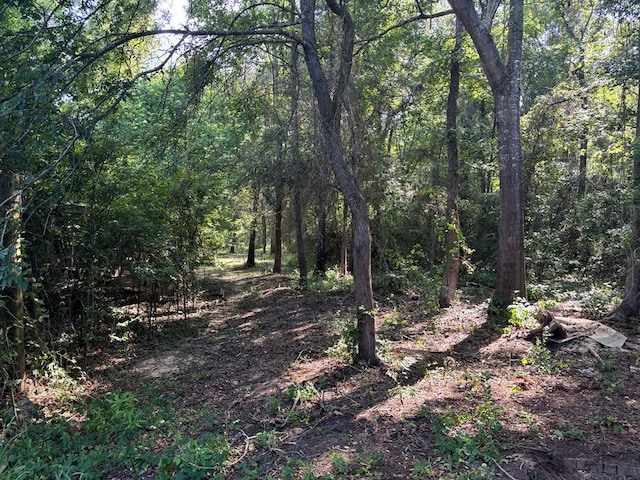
[440,19,463,308]
[0,172,26,391]
[300,0,378,364]
[448,0,526,308]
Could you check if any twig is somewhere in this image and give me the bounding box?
[225,429,252,468]
[493,458,518,480]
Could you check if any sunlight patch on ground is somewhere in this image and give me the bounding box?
[133,350,202,378]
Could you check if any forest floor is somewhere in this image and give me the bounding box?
[19,255,640,479]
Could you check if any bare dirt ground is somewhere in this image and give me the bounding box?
[87,259,640,479]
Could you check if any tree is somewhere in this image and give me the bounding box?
[440,19,463,308]
[447,0,526,307]
[300,0,378,364]
[604,0,640,320]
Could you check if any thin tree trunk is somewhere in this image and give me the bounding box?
[314,191,328,276]
[440,19,463,308]
[247,189,259,267]
[290,20,307,287]
[0,172,26,391]
[273,189,283,274]
[576,53,588,198]
[293,189,308,286]
[340,197,349,276]
[300,0,378,364]
[262,213,267,254]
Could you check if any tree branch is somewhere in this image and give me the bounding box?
[358,9,454,49]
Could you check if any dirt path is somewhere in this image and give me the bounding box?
[97,264,640,479]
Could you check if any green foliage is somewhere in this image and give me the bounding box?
[377,309,409,341]
[522,332,567,375]
[158,433,228,480]
[326,313,360,364]
[506,297,543,330]
[0,389,227,479]
[429,374,503,478]
[580,283,620,320]
[309,267,354,296]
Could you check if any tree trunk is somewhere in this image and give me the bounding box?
[300,0,378,364]
[494,84,526,304]
[262,213,267,254]
[314,191,328,276]
[290,23,307,287]
[448,0,526,307]
[576,53,588,198]
[273,188,283,274]
[340,197,349,276]
[293,188,308,286]
[440,19,463,308]
[247,189,259,267]
[0,172,26,391]
[609,81,640,320]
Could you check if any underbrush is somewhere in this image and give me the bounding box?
[0,389,228,480]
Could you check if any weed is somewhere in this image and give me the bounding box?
[507,297,544,330]
[518,411,541,437]
[355,450,383,479]
[522,333,566,374]
[326,313,359,363]
[378,309,408,341]
[158,432,228,479]
[580,283,620,320]
[331,452,350,475]
[430,374,502,478]
[287,381,317,403]
[255,430,279,449]
[411,460,435,478]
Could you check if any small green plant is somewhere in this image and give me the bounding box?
[521,332,566,374]
[331,452,350,475]
[411,460,435,478]
[287,381,317,403]
[158,432,229,480]
[378,309,409,341]
[507,297,542,330]
[326,314,359,363]
[355,450,383,479]
[430,374,503,478]
[580,283,620,320]
[518,411,540,437]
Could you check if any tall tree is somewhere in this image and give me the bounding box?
[300,0,378,364]
[448,0,526,307]
[604,0,640,320]
[440,19,464,308]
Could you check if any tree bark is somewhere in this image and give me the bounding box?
[273,188,283,274]
[440,19,463,308]
[300,0,378,364]
[247,189,259,267]
[314,191,328,276]
[340,197,349,276]
[0,172,26,391]
[609,80,640,320]
[289,21,308,287]
[448,0,526,307]
[293,188,308,286]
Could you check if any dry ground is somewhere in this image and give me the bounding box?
[64,257,640,478]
